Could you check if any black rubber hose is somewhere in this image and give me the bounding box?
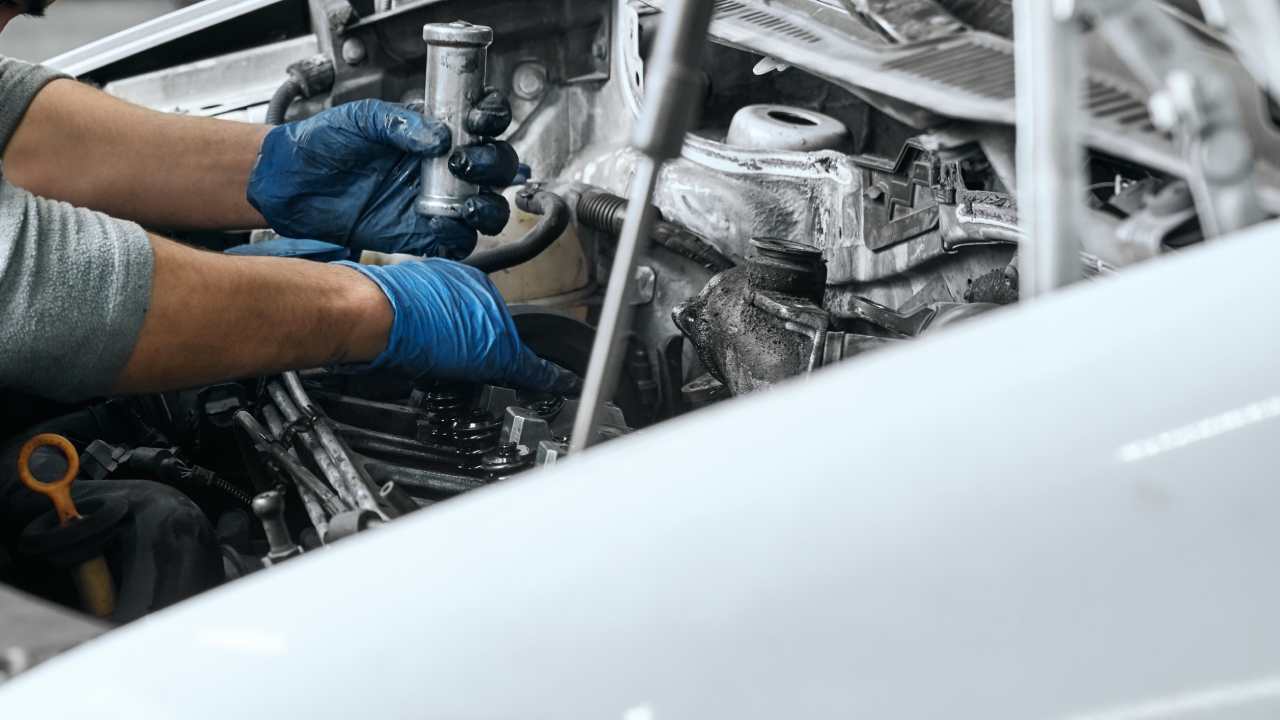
[265,57,335,126]
[464,188,571,274]
[265,78,303,126]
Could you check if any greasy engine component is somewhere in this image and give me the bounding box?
[674,238,829,395]
[296,374,627,485]
[217,310,634,548]
[675,238,1000,396]
[512,310,650,427]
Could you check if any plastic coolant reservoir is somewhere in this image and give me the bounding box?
[361,187,590,315]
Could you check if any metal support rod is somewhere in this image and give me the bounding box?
[1014,0,1084,298]
[571,160,661,452]
[569,0,716,453]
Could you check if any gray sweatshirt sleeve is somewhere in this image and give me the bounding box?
[0,57,155,401]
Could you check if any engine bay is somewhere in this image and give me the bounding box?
[5,0,1275,635]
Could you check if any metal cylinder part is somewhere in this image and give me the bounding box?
[416,21,493,219]
[746,238,827,302]
[725,104,850,152]
[252,490,302,563]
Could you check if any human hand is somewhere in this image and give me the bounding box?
[248,95,520,258]
[336,258,578,393]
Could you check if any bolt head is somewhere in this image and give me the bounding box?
[252,490,283,518]
[340,37,366,65]
[341,37,367,65]
[512,62,548,101]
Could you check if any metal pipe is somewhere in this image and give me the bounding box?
[260,404,291,443]
[233,411,343,528]
[363,461,484,499]
[267,381,358,510]
[1014,0,1084,298]
[260,406,344,523]
[416,22,493,219]
[569,0,717,453]
[379,481,422,515]
[282,372,388,518]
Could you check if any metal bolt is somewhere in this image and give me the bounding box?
[481,441,533,475]
[536,440,568,466]
[512,62,548,101]
[341,37,367,65]
[631,265,657,306]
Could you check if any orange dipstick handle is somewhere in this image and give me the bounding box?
[18,433,82,527]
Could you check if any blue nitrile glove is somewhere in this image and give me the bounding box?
[336,258,580,393]
[248,94,521,258]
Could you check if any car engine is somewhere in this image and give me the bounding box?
[5,0,1279,625]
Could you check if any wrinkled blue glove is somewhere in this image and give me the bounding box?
[248,96,521,258]
[337,258,579,393]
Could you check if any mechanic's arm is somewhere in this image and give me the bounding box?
[3,78,269,231]
[112,235,388,392]
[0,178,569,401]
[115,235,573,395]
[3,76,517,258]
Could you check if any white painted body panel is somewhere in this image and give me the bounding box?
[4,221,1280,717]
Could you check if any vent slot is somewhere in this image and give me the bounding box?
[713,0,822,44]
[1087,79,1159,134]
[884,39,1016,99]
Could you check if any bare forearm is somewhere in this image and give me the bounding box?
[112,235,391,394]
[3,79,269,231]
